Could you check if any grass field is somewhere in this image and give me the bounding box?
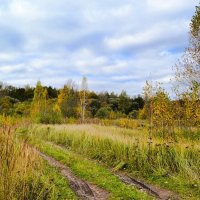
[1,116,199,200]
[24,123,200,200]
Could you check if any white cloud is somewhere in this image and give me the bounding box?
[146,0,192,12]
[104,19,189,51]
[0,52,19,61]
[0,64,24,73]
[0,0,197,95]
[111,75,137,81]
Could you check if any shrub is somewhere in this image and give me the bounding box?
[95,107,111,119]
[37,111,63,124]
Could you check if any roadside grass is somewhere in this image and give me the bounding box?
[39,160,77,200]
[29,138,152,200]
[144,174,199,200]
[0,116,76,200]
[20,159,77,200]
[29,124,200,200]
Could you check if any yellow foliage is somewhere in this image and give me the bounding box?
[53,104,61,113]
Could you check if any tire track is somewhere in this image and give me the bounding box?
[47,142,178,200]
[39,152,109,200]
[115,173,178,200]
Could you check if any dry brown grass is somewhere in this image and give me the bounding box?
[0,117,40,200]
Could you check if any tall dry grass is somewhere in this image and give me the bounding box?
[0,116,56,200]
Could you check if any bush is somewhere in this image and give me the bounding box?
[95,107,111,119]
[37,111,63,124]
[128,110,138,119]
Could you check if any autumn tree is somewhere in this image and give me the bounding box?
[58,80,79,118]
[174,3,200,127]
[152,85,174,138]
[31,81,48,118]
[0,96,15,115]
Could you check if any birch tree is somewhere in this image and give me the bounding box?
[143,81,154,138]
[174,3,200,127]
[80,77,88,122]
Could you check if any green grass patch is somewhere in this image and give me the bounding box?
[40,160,77,200]
[32,139,152,200]
[28,125,200,200]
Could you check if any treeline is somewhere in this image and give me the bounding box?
[0,80,145,122]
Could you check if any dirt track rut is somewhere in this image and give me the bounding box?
[39,152,109,200]
[42,142,179,200]
[116,173,178,200]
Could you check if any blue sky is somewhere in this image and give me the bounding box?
[0,0,197,95]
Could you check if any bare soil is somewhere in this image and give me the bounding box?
[116,173,178,200]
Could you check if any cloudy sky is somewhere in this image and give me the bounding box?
[0,0,197,95]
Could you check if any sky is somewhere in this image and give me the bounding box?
[0,0,197,96]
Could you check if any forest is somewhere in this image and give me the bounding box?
[0,80,145,121]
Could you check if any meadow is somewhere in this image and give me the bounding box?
[25,122,199,199]
[0,113,199,200]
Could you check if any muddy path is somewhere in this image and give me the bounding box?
[115,173,178,200]
[39,152,109,200]
[44,142,178,200]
